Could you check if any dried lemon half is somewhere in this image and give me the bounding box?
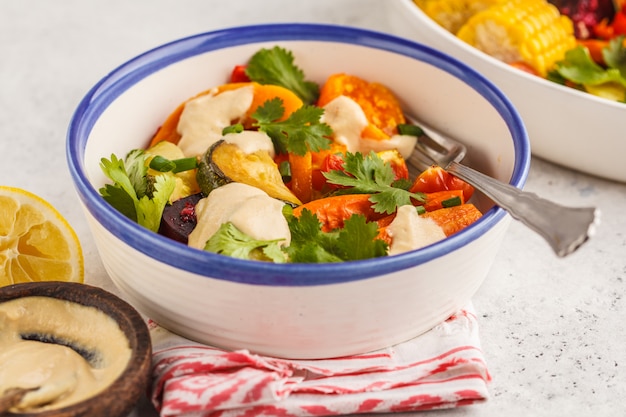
[0,186,84,287]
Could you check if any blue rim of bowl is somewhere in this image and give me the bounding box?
[67,23,530,286]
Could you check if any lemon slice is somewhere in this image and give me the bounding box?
[0,186,84,287]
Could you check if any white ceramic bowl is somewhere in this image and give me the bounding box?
[67,23,529,359]
[387,0,626,183]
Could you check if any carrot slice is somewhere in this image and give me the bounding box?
[317,73,405,140]
[289,152,313,204]
[248,84,303,121]
[292,194,387,232]
[422,204,483,237]
[420,190,465,212]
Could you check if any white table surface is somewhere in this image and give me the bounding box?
[2,1,625,416]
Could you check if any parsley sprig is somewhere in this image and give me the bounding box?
[323,151,425,215]
[252,97,333,156]
[245,46,320,104]
[204,222,287,263]
[99,150,176,232]
[203,207,388,263]
[283,208,388,263]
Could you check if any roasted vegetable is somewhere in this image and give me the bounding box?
[196,140,302,206]
[455,0,577,76]
[414,0,505,33]
[291,194,388,233]
[317,73,406,140]
[548,0,617,39]
[422,204,483,236]
[158,192,203,244]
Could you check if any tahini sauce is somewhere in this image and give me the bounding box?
[320,95,417,159]
[387,205,446,255]
[188,182,291,250]
[0,296,132,412]
[177,85,255,157]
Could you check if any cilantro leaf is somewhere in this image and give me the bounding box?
[100,182,137,221]
[136,174,176,232]
[283,208,387,263]
[555,45,626,87]
[603,35,626,79]
[252,98,333,156]
[125,149,149,197]
[323,152,425,214]
[245,46,320,104]
[204,222,287,263]
[336,215,388,260]
[99,151,176,232]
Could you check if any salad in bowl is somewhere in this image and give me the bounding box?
[98,46,483,264]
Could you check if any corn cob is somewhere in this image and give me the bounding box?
[456,0,577,76]
[414,0,505,33]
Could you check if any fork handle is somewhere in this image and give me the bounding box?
[446,161,599,257]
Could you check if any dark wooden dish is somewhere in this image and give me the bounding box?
[0,282,152,417]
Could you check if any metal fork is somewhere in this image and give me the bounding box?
[405,116,599,258]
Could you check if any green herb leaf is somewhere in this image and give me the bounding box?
[252,98,333,156]
[397,123,425,137]
[124,150,149,197]
[99,151,176,232]
[603,35,626,79]
[136,174,176,232]
[555,45,626,87]
[283,208,387,263]
[323,151,425,214]
[204,222,287,263]
[335,215,388,260]
[245,46,320,104]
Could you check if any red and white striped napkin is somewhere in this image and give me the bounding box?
[148,304,490,417]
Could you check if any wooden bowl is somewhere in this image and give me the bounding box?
[0,282,152,417]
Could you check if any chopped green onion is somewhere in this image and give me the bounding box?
[397,123,425,137]
[171,157,198,173]
[222,123,244,135]
[149,155,176,172]
[149,156,197,173]
[415,205,426,215]
[442,196,462,208]
[279,160,292,182]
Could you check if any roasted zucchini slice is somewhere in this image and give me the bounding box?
[197,140,302,206]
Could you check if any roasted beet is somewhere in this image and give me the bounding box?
[549,0,616,38]
[159,193,203,244]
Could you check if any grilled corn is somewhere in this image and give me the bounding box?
[456,0,577,76]
[414,0,504,33]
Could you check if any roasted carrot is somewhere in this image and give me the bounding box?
[578,39,610,65]
[421,190,465,212]
[292,194,387,232]
[317,73,405,140]
[289,152,313,204]
[422,204,483,237]
[247,83,303,122]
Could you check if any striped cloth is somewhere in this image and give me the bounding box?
[149,305,490,417]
